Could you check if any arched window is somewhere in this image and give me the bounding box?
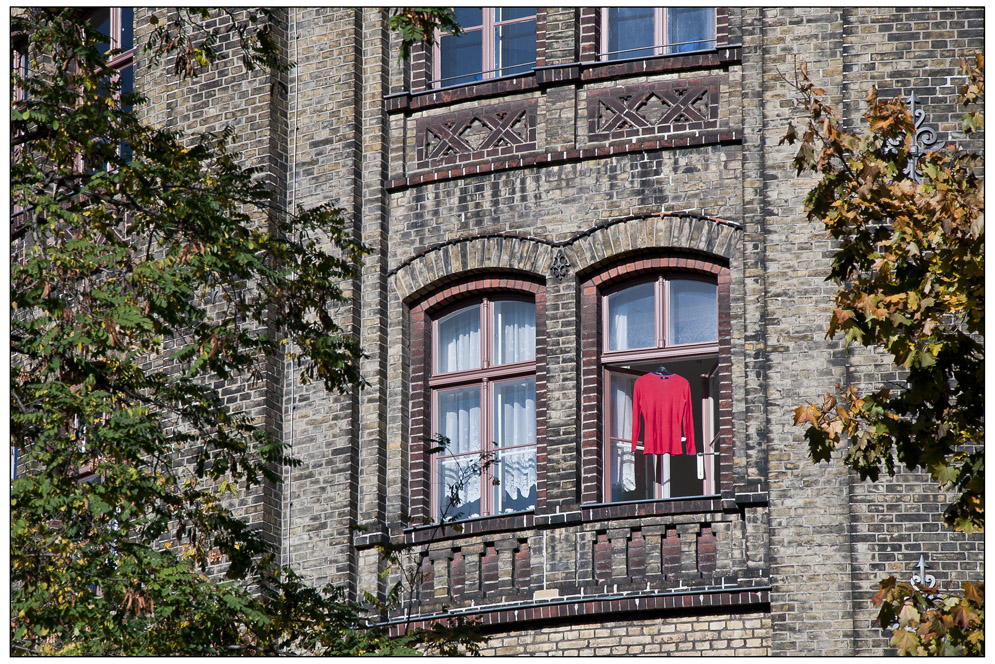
[580,255,730,506]
[409,277,546,524]
[601,275,719,501]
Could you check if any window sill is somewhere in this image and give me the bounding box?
[386,45,742,115]
[579,495,723,521]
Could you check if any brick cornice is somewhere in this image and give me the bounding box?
[387,586,771,634]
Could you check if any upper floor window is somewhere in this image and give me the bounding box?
[601,275,719,502]
[431,297,538,520]
[432,8,537,88]
[87,9,135,167]
[602,7,715,61]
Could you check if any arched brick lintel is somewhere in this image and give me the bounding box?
[390,213,740,305]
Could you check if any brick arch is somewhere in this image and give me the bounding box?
[408,275,548,523]
[391,235,555,305]
[569,214,738,281]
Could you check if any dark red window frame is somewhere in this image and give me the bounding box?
[409,276,547,524]
[579,254,732,506]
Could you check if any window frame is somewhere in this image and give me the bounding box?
[599,274,719,503]
[427,293,539,521]
[579,254,731,508]
[599,7,717,61]
[430,7,538,89]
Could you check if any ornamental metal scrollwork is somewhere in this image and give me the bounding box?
[910,554,937,593]
[550,248,571,280]
[885,91,937,184]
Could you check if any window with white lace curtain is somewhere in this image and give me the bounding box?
[431,297,537,520]
[601,275,719,502]
[601,7,715,61]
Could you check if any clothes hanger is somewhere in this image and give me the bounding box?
[652,365,672,377]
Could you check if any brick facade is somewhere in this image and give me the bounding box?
[136,7,984,655]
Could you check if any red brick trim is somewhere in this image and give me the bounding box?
[386,130,742,191]
[388,586,770,634]
[578,8,600,63]
[534,8,547,68]
[409,276,548,524]
[578,254,732,506]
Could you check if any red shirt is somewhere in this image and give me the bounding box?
[631,373,696,455]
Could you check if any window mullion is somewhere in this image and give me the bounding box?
[481,377,491,516]
[656,7,666,56]
[483,9,496,79]
[657,277,667,349]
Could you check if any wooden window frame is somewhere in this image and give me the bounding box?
[599,7,717,61]
[600,274,720,503]
[430,8,537,89]
[429,295,538,520]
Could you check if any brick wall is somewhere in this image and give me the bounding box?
[133,6,983,655]
[476,610,771,656]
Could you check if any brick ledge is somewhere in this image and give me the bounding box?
[386,585,771,633]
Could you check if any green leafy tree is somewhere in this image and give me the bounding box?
[782,56,983,655]
[10,7,476,655]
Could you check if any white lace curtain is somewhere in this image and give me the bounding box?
[438,305,480,373]
[608,282,655,351]
[437,387,482,518]
[493,301,535,365]
[610,374,636,492]
[494,378,537,508]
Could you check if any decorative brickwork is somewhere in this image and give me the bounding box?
[415,101,538,168]
[588,77,721,142]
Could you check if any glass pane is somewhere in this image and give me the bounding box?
[669,280,717,345]
[453,7,483,29]
[438,456,481,520]
[494,447,536,513]
[607,282,655,351]
[493,378,536,449]
[121,8,134,50]
[120,64,134,110]
[610,439,655,501]
[437,304,480,373]
[493,300,535,365]
[497,20,536,76]
[498,7,536,21]
[607,7,656,60]
[439,31,483,86]
[437,386,481,456]
[91,9,111,56]
[668,7,714,53]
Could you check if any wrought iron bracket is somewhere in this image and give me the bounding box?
[885,91,937,184]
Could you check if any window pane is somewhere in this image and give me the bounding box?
[497,20,536,76]
[607,282,655,351]
[437,386,481,455]
[437,304,480,373]
[453,7,483,29]
[494,447,536,513]
[668,7,714,53]
[493,378,536,449]
[498,7,535,21]
[493,300,535,365]
[91,9,111,56]
[438,456,482,520]
[607,7,656,60]
[121,8,134,51]
[440,31,483,86]
[610,439,655,501]
[669,280,717,345]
